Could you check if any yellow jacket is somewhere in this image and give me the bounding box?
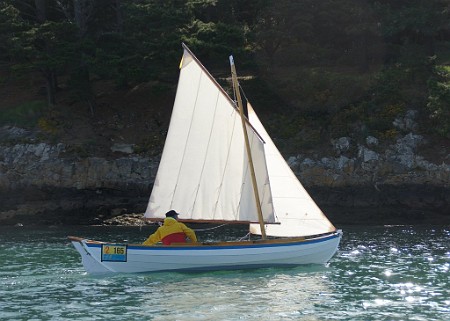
[143,217,197,245]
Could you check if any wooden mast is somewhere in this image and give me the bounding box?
[229,55,267,239]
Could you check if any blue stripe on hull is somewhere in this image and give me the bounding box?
[137,264,304,273]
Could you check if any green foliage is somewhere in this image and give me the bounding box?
[374,0,447,53]
[240,77,286,114]
[289,69,371,113]
[37,110,62,137]
[17,21,78,71]
[262,113,323,154]
[365,103,405,137]
[426,65,450,138]
[0,3,24,61]
[183,20,247,64]
[37,119,55,134]
[123,0,192,82]
[327,99,407,144]
[329,105,362,138]
[135,135,165,156]
[1,0,450,148]
[0,101,47,127]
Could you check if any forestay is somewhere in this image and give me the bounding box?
[247,103,336,237]
[145,47,276,224]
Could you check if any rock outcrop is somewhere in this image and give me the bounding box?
[289,132,449,224]
[0,125,448,225]
[0,126,156,224]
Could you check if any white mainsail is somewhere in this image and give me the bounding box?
[145,47,275,224]
[248,103,336,237]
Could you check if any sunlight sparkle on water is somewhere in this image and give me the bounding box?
[1,225,449,320]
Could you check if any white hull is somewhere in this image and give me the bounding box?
[69,231,342,274]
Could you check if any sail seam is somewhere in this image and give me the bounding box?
[219,110,240,220]
[190,90,221,219]
[170,70,204,210]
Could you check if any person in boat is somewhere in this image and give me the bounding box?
[143,210,197,245]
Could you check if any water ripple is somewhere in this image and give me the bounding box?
[0,225,449,320]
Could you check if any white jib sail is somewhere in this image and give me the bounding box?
[247,103,336,237]
[145,48,275,224]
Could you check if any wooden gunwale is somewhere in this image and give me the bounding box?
[69,232,339,248]
[143,218,280,225]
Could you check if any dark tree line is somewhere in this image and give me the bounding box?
[1,0,449,140]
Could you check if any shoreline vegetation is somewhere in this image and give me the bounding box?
[0,1,449,226]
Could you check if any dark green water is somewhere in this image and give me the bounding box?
[0,225,449,320]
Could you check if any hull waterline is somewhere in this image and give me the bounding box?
[69,231,342,274]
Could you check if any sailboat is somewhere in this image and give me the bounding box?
[69,44,342,274]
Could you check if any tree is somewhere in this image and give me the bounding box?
[374,0,450,60]
[0,3,25,63]
[1,0,78,106]
[426,61,450,138]
[252,0,313,66]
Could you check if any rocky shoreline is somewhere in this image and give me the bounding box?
[0,124,448,226]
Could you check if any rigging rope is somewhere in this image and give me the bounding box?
[238,232,251,241]
[193,223,229,232]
